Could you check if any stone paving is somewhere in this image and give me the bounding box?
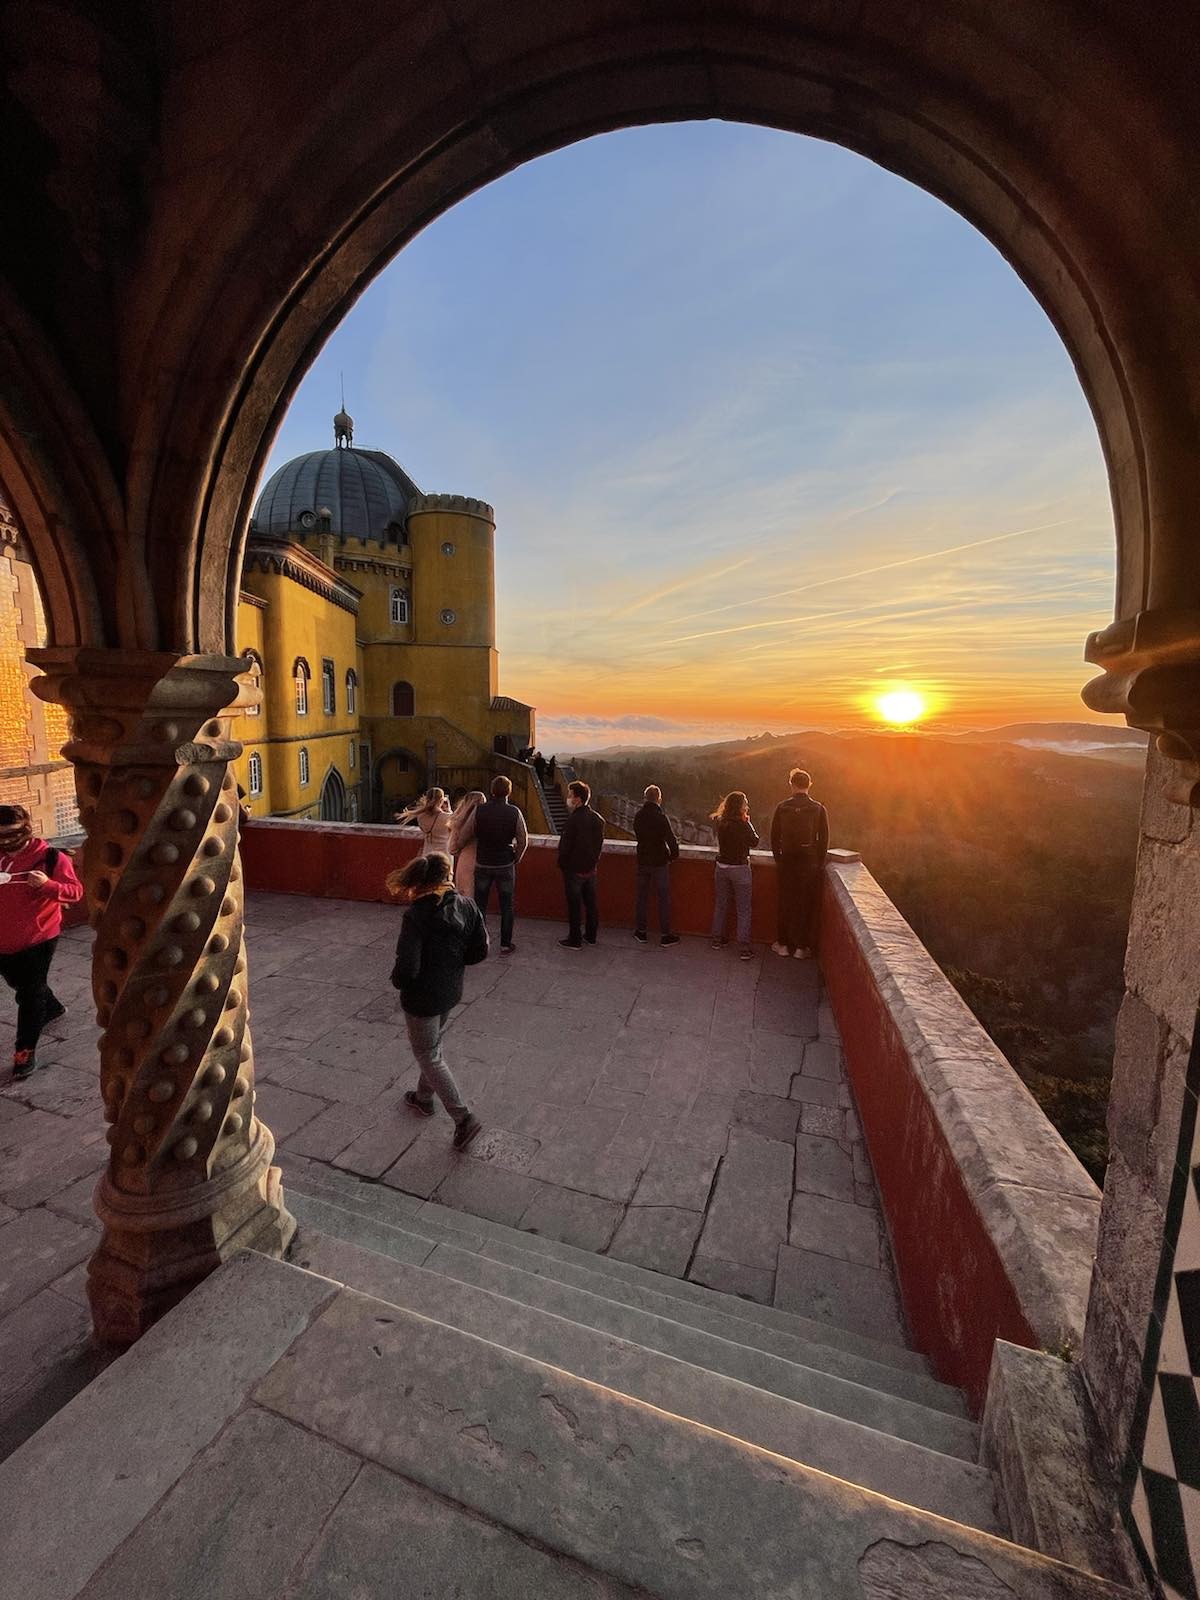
[0,891,905,1459]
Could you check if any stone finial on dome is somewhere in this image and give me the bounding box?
[333,408,354,448]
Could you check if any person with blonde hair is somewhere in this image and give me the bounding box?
[395,786,453,857]
[710,791,759,961]
[385,851,486,1150]
[449,788,486,892]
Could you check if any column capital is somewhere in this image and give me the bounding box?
[1083,608,1200,806]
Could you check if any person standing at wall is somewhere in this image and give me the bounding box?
[386,851,486,1150]
[533,751,546,785]
[0,804,84,1079]
[770,768,829,959]
[396,787,454,856]
[448,789,486,893]
[710,791,759,961]
[557,779,605,949]
[633,784,681,947]
[472,774,528,954]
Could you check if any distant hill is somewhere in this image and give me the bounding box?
[947,722,1148,747]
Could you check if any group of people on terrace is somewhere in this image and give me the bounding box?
[384,767,829,1150]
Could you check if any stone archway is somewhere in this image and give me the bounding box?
[1,9,1197,1510]
[318,765,347,822]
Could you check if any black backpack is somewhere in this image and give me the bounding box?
[777,800,824,853]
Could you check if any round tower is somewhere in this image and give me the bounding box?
[406,493,496,648]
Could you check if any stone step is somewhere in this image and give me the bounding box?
[293,1225,1003,1533]
[284,1167,960,1415]
[288,1190,979,1462]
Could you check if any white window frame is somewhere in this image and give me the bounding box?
[294,659,310,717]
[390,586,410,625]
[345,668,357,715]
[299,747,310,787]
[322,657,335,716]
[244,653,262,716]
[247,751,263,797]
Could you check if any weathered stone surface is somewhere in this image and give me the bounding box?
[382,1132,462,1198]
[696,1127,793,1271]
[789,1074,842,1107]
[282,1101,378,1161]
[520,1186,624,1250]
[789,1193,882,1268]
[687,1254,775,1304]
[735,1090,801,1143]
[0,1254,334,1600]
[0,1287,92,1406]
[253,1082,327,1141]
[609,1205,703,1276]
[527,1141,646,1204]
[800,1102,844,1138]
[799,1040,844,1081]
[793,1133,855,1202]
[75,1407,358,1600]
[776,1244,908,1347]
[435,1160,545,1226]
[0,1209,95,1317]
[631,1140,720,1211]
[858,1539,1023,1597]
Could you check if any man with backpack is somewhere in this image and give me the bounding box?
[467,774,528,954]
[770,769,829,959]
[0,803,84,1078]
[557,779,605,948]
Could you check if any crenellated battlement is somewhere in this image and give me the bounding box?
[407,492,495,523]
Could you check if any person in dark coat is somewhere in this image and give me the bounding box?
[533,752,547,784]
[632,785,681,947]
[556,779,605,948]
[770,768,829,959]
[470,774,529,953]
[0,804,84,1079]
[387,851,488,1150]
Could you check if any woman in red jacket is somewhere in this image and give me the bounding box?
[0,804,84,1079]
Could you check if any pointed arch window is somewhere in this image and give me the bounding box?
[390,587,410,626]
[293,657,311,717]
[243,651,263,717]
[247,751,263,797]
[299,747,310,787]
[345,668,358,715]
[392,681,414,718]
[322,657,336,715]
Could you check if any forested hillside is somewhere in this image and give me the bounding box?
[577,732,1142,1180]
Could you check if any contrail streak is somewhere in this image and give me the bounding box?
[611,557,755,619]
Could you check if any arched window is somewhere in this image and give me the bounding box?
[321,658,335,715]
[299,747,310,787]
[243,651,263,717]
[293,657,310,717]
[345,668,357,714]
[391,680,414,717]
[389,587,410,625]
[247,751,263,796]
[348,739,356,770]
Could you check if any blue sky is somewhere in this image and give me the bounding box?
[261,122,1115,750]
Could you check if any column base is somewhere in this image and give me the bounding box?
[86,1122,295,1346]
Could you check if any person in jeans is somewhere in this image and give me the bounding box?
[468,773,528,953]
[557,779,605,948]
[710,791,759,961]
[633,784,680,947]
[0,804,84,1079]
[770,768,829,959]
[387,850,487,1150]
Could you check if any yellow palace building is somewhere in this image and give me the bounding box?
[232,410,535,821]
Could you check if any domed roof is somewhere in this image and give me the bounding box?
[251,444,422,543]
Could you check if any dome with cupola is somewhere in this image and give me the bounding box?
[251,412,422,543]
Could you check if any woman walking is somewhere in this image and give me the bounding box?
[710,791,759,962]
[448,788,486,892]
[0,804,84,1078]
[386,851,487,1150]
[396,787,454,857]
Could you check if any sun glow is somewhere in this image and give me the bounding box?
[875,687,929,726]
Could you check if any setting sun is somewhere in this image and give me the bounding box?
[875,687,928,726]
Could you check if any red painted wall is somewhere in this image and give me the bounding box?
[820,887,1037,1412]
[239,822,783,941]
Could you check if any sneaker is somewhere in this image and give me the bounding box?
[558,937,582,950]
[710,938,724,951]
[660,933,681,947]
[500,944,516,955]
[739,947,754,962]
[771,942,790,957]
[404,1090,434,1117]
[452,1113,483,1151]
[632,930,648,943]
[11,1049,37,1080]
[794,947,813,960]
[584,936,598,946]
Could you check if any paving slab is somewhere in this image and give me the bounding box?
[0,1209,95,1317]
[519,1185,624,1250]
[790,1192,883,1267]
[688,1253,775,1304]
[735,1089,802,1143]
[435,1160,545,1226]
[252,1082,328,1141]
[609,1205,703,1276]
[0,1287,93,1408]
[382,1130,464,1198]
[331,1108,424,1179]
[695,1126,793,1272]
[631,1140,720,1211]
[793,1132,856,1202]
[527,1141,647,1204]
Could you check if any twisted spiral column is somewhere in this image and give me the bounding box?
[29,648,294,1344]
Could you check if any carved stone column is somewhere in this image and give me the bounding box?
[28,647,294,1345]
[1083,607,1200,805]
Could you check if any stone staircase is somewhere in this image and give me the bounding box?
[540,777,570,833]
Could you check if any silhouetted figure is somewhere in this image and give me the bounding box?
[546,754,557,783]
[557,780,605,948]
[633,785,680,947]
[710,791,759,960]
[770,769,828,959]
[533,752,547,784]
[472,775,528,953]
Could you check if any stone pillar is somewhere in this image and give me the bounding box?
[28,647,294,1345]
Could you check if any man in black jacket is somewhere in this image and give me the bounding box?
[633,784,681,947]
[470,774,529,953]
[557,779,605,948]
[770,768,829,959]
